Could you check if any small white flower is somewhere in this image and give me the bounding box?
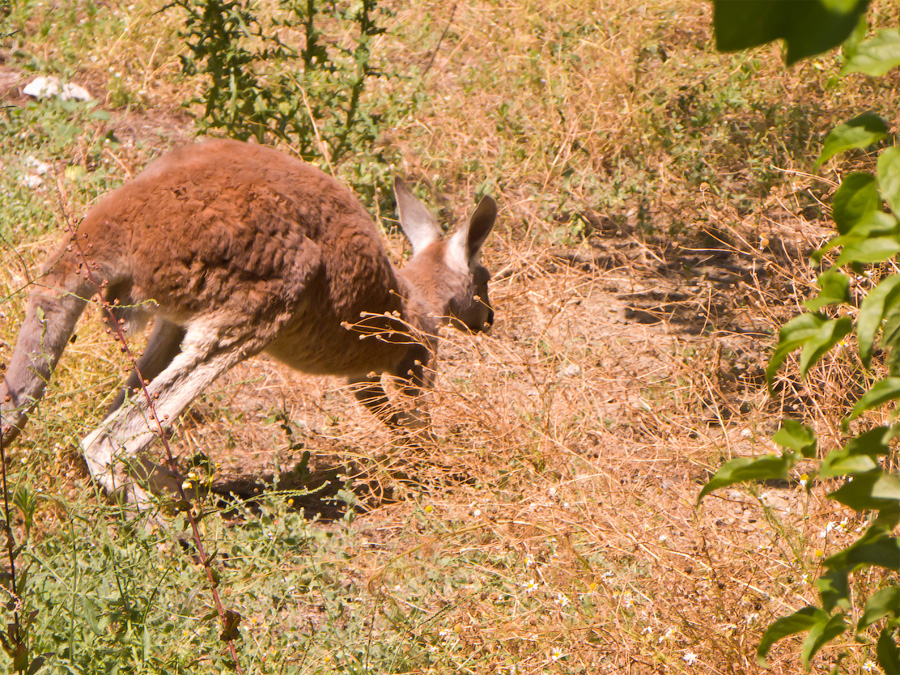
[683,651,698,666]
[658,627,674,644]
[522,579,539,594]
[820,520,846,538]
[555,593,570,607]
[740,428,752,438]
[550,646,564,661]
[862,660,876,672]
[746,612,759,624]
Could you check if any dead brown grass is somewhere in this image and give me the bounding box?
[5,0,900,672]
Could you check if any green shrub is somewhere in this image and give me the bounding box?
[701,1,900,671]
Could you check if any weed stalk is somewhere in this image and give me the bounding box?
[0,416,24,671]
[54,179,246,673]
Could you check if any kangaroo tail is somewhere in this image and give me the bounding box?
[1,243,99,443]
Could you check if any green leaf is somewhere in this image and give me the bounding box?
[817,568,850,611]
[832,172,879,234]
[712,0,872,65]
[820,453,878,477]
[842,28,900,76]
[799,316,853,377]
[773,419,818,458]
[801,611,847,669]
[820,0,867,9]
[858,275,900,364]
[698,453,798,503]
[881,147,900,217]
[849,211,900,237]
[816,113,889,168]
[835,235,900,266]
[848,425,898,453]
[825,507,900,572]
[829,469,900,510]
[878,626,900,675]
[841,11,869,61]
[82,598,103,636]
[849,377,900,419]
[883,304,900,357]
[875,504,900,531]
[819,426,895,478]
[859,586,900,628]
[757,606,827,667]
[805,270,850,311]
[813,211,900,263]
[768,313,832,386]
[26,655,47,675]
[826,533,900,570]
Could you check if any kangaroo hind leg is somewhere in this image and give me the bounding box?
[106,319,186,416]
[81,323,262,508]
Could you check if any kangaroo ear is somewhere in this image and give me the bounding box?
[446,194,497,272]
[394,178,441,255]
[465,195,497,260]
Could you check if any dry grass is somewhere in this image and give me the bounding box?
[4,0,900,672]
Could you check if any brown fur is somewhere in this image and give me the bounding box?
[0,139,496,505]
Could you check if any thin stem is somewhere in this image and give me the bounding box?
[54,180,245,673]
[0,410,23,669]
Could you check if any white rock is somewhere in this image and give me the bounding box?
[23,76,60,98]
[25,157,51,175]
[61,82,92,101]
[23,75,92,101]
[558,363,582,378]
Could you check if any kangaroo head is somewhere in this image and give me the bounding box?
[393,178,497,333]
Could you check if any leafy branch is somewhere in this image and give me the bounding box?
[702,0,900,671]
[169,0,390,169]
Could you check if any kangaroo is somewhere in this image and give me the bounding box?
[0,139,497,506]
